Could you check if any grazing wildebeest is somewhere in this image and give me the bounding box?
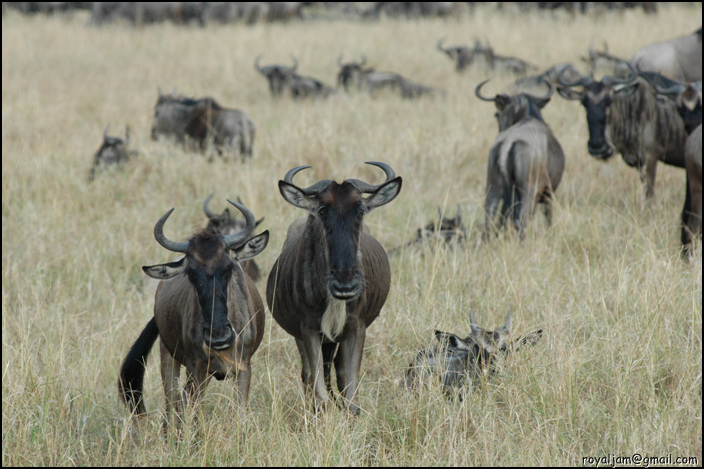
[118,200,269,427]
[336,56,442,99]
[151,92,256,160]
[557,64,688,204]
[266,162,402,414]
[88,125,133,182]
[255,54,337,99]
[203,193,265,281]
[405,310,543,398]
[388,204,467,255]
[476,78,565,240]
[630,28,702,82]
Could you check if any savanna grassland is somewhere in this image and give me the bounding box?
[2,3,702,466]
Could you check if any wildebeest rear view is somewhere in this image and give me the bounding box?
[118,200,269,428]
[266,162,402,415]
[151,91,256,160]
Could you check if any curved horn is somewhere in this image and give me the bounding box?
[203,192,217,219]
[602,60,637,86]
[437,37,448,52]
[153,208,189,253]
[283,165,333,195]
[222,199,256,248]
[475,79,496,102]
[254,54,264,73]
[643,72,685,97]
[557,65,593,88]
[346,161,397,194]
[456,203,461,221]
[103,124,110,139]
[525,76,555,101]
[503,310,511,331]
[469,310,478,328]
[289,54,298,73]
[337,54,344,67]
[359,54,367,67]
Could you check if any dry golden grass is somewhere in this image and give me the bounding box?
[2,4,701,466]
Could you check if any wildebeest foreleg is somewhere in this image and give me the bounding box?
[160,341,184,432]
[641,156,658,204]
[334,324,366,415]
[300,325,332,411]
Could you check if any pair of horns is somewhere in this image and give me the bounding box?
[282,161,396,195]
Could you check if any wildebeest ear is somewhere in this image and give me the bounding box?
[142,258,187,279]
[279,180,318,211]
[533,96,551,109]
[613,82,639,97]
[434,330,470,351]
[556,87,583,101]
[511,329,543,352]
[363,177,402,213]
[231,231,269,261]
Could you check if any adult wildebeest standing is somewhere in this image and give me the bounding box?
[476,79,565,240]
[266,162,402,414]
[88,125,133,182]
[203,193,265,281]
[118,200,269,428]
[557,65,688,204]
[151,92,256,160]
[630,28,702,82]
[405,310,543,399]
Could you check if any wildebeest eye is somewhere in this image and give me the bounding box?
[317,206,328,216]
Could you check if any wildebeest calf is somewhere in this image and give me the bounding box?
[88,125,134,182]
[405,311,543,398]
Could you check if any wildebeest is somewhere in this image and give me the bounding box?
[336,56,443,99]
[266,162,402,414]
[203,193,265,281]
[681,125,703,259]
[88,125,133,182]
[388,205,467,255]
[119,200,269,427]
[404,310,543,398]
[255,54,337,99]
[476,78,565,240]
[436,37,486,73]
[442,38,536,75]
[557,65,688,203]
[580,43,630,78]
[630,28,702,82]
[151,91,256,160]
[514,63,583,91]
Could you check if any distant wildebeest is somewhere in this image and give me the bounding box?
[404,310,543,398]
[90,2,190,26]
[88,125,134,182]
[266,162,402,414]
[630,28,702,82]
[203,193,265,281]
[514,63,583,91]
[581,43,630,78]
[151,91,256,160]
[255,54,337,99]
[476,78,565,240]
[362,2,459,19]
[336,56,443,99]
[444,38,536,75]
[388,205,467,255]
[119,200,269,427]
[557,64,688,204]
[436,37,486,73]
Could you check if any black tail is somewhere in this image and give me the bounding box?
[118,317,159,416]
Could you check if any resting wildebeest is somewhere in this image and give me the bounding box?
[405,310,543,398]
[151,91,256,160]
[436,37,486,73]
[118,200,269,427]
[514,63,583,91]
[203,193,265,281]
[581,43,630,78]
[266,162,402,414]
[476,78,565,241]
[446,39,536,75]
[388,205,467,255]
[88,125,133,182]
[630,28,702,82]
[336,56,442,99]
[557,64,688,204]
[255,54,337,99]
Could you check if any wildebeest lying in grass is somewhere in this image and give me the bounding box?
[404,310,543,399]
[476,78,565,241]
[88,125,134,182]
[203,193,265,281]
[388,205,467,255]
[119,200,269,429]
[151,91,256,160]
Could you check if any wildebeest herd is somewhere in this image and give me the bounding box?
[96,13,703,429]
